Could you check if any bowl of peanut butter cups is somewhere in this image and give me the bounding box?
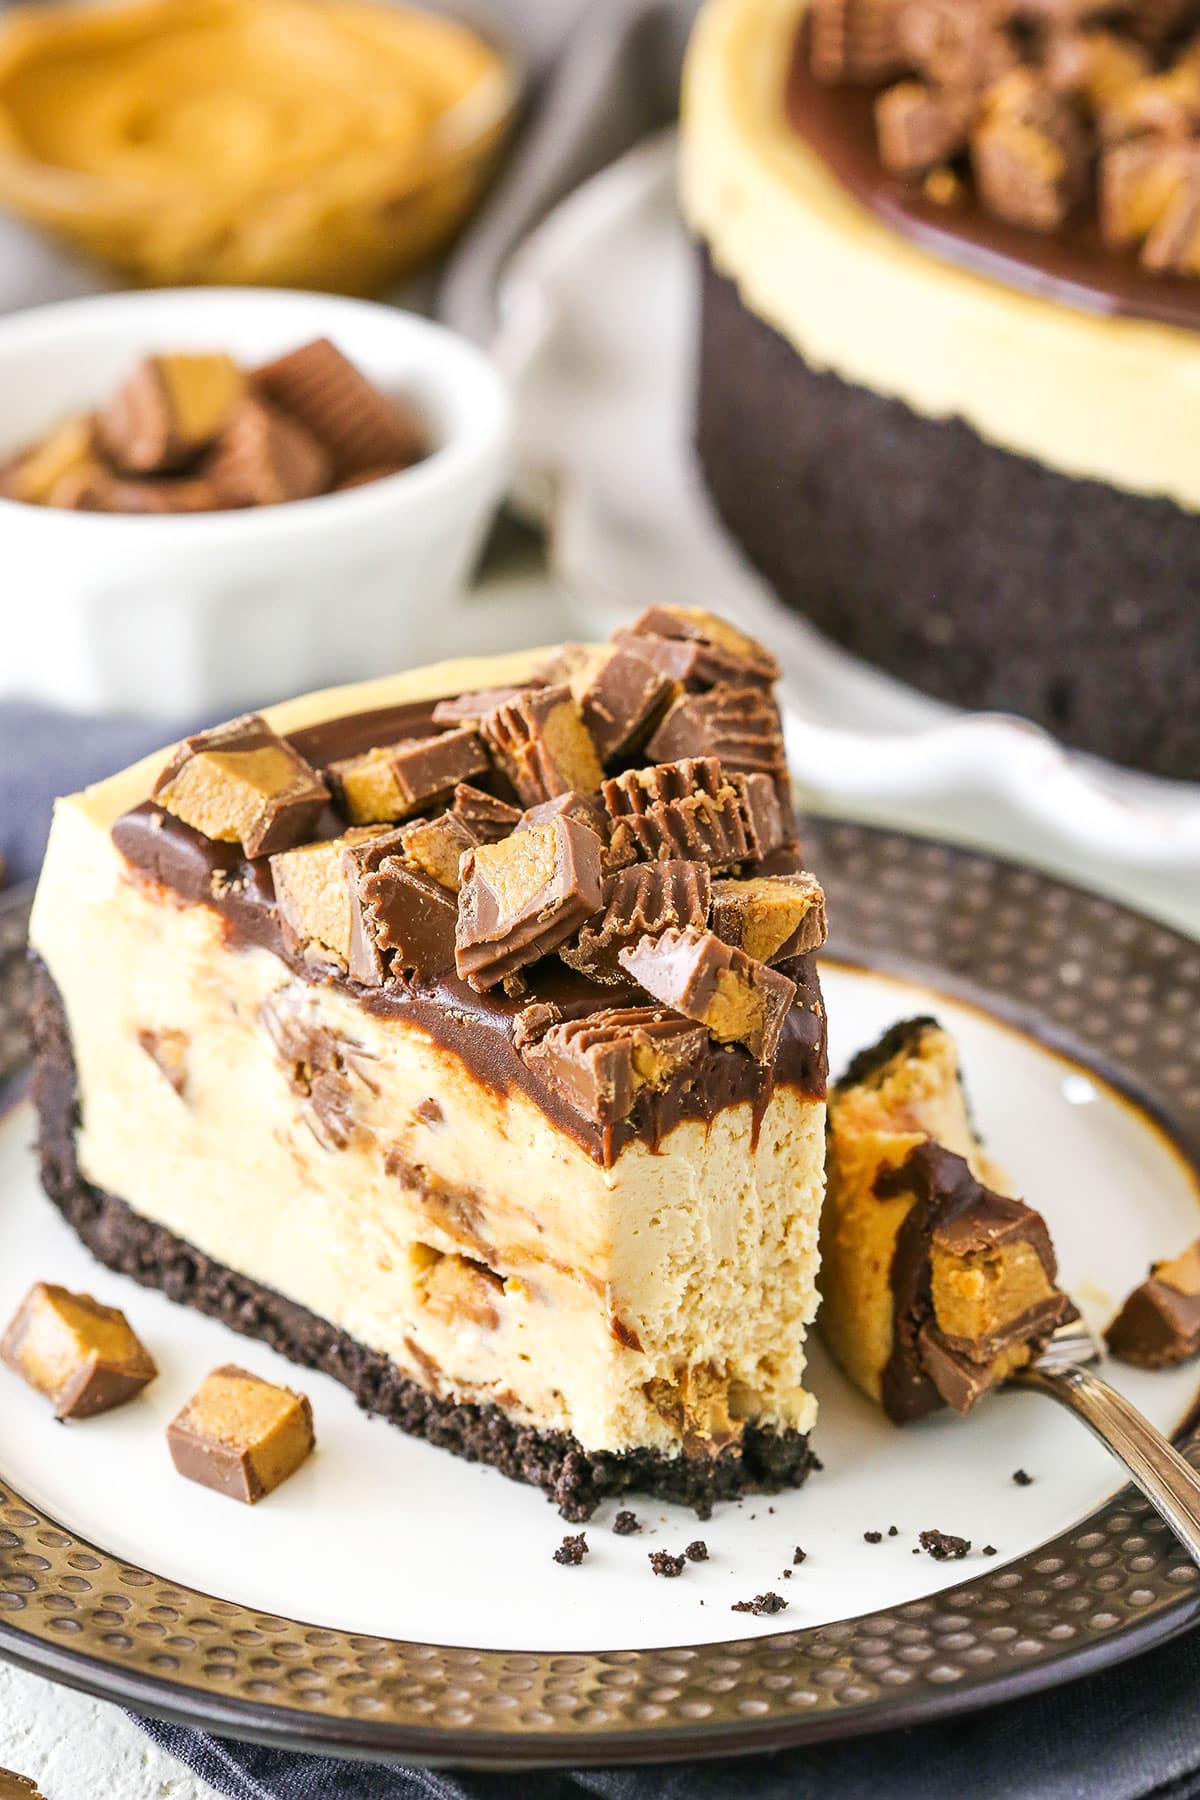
[0,287,512,716]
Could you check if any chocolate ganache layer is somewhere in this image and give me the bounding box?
[786,22,1200,332]
[109,690,828,1169]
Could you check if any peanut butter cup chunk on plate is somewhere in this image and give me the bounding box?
[1107,1239,1200,1368]
[1,1282,156,1420]
[96,351,244,474]
[167,1365,315,1505]
[619,926,796,1061]
[456,813,603,990]
[480,684,604,807]
[153,713,328,858]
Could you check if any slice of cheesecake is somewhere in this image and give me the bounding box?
[29,610,828,1518]
[821,1018,1075,1424]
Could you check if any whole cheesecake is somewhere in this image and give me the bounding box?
[682,0,1200,782]
[28,610,828,1519]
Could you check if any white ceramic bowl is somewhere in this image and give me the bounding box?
[0,288,512,717]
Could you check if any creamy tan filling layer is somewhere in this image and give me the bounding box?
[681,0,1200,510]
[31,710,824,1456]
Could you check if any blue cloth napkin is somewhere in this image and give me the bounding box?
[136,1622,1200,1800]
[0,701,210,886]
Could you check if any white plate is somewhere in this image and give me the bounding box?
[2,960,1197,1656]
[491,135,1200,934]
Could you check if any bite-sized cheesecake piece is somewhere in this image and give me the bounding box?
[682,0,1200,779]
[29,612,829,1519]
[1107,1238,1200,1369]
[821,1018,1075,1422]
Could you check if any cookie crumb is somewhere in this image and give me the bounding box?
[684,1539,708,1562]
[863,1530,882,1544]
[732,1591,788,1616]
[782,1569,792,1579]
[983,1544,998,1556]
[888,1525,899,1536]
[1013,1468,1033,1487]
[649,1550,686,1578]
[612,1510,641,1536]
[793,1546,806,1566]
[553,1533,588,1567]
[918,1528,971,1562]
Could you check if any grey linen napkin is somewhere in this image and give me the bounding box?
[4,3,1200,1797]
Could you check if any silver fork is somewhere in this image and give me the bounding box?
[1010,1316,1200,1566]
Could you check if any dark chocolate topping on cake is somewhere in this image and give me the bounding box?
[110,629,829,1165]
[787,12,1200,329]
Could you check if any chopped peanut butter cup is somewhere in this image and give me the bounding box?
[399,811,478,891]
[876,1142,1077,1420]
[153,714,328,858]
[522,1006,710,1127]
[601,757,752,867]
[571,644,676,765]
[1107,1239,1200,1368]
[479,685,604,807]
[450,783,522,842]
[96,352,244,474]
[562,860,712,983]
[710,872,827,963]
[167,1365,315,1504]
[329,728,489,824]
[357,854,459,981]
[619,925,796,1061]
[253,337,426,480]
[647,682,790,793]
[622,604,781,688]
[456,813,604,990]
[206,395,331,507]
[1,1282,157,1419]
[270,826,392,971]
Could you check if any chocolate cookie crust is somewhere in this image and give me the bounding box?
[695,249,1200,782]
[29,959,816,1520]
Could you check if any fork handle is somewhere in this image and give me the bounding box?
[1016,1361,1200,1566]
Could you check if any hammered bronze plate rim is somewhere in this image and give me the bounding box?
[0,821,1199,1768]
